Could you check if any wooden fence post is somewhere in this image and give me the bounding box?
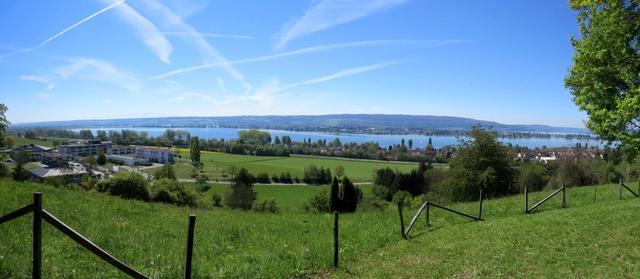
[33,192,42,279]
[478,190,484,220]
[184,214,196,279]
[524,187,529,214]
[397,203,406,239]
[333,211,339,268]
[561,184,567,208]
[425,202,430,226]
[619,179,623,200]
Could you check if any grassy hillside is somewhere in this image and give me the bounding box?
[0,180,398,278]
[326,183,640,278]
[148,150,422,182]
[1,180,638,278]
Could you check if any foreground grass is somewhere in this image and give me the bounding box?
[149,150,421,183]
[0,180,397,278]
[326,183,640,278]
[1,180,639,278]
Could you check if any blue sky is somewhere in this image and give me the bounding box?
[0,0,586,127]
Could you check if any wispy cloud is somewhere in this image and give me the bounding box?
[0,0,126,60]
[103,0,173,64]
[160,32,253,40]
[55,57,140,91]
[150,39,455,80]
[135,0,253,91]
[223,60,403,105]
[274,0,409,49]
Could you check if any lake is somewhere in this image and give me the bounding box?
[73,127,601,149]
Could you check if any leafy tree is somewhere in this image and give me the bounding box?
[195,173,210,192]
[190,137,201,165]
[565,0,640,158]
[0,104,9,148]
[238,130,272,145]
[5,136,15,148]
[154,164,176,180]
[0,162,8,178]
[225,168,257,210]
[439,127,515,201]
[79,129,94,139]
[97,150,107,166]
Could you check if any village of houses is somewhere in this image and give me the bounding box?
[5,140,175,183]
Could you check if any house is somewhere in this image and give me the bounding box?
[28,166,88,183]
[134,146,174,164]
[10,144,52,161]
[58,140,112,157]
[41,152,74,167]
[107,154,150,166]
[108,145,136,155]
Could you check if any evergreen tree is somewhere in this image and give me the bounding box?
[190,137,201,165]
[341,177,360,213]
[274,136,281,145]
[225,168,257,210]
[408,139,413,149]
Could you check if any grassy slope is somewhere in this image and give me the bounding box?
[1,180,639,278]
[0,180,397,279]
[326,183,640,278]
[150,150,420,182]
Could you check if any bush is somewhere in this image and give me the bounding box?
[303,190,331,213]
[392,191,413,208]
[253,198,279,213]
[0,163,9,178]
[149,179,198,207]
[211,193,222,207]
[255,172,271,184]
[95,172,150,201]
[517,163,550,192]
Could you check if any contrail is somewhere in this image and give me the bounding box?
[0,0,126,59]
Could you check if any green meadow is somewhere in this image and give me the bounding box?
[1,179,639,278]
[148,150,423,182]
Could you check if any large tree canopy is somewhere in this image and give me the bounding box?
[565,0,640,157]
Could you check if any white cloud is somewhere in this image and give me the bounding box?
[103,0,173,64]
[223,60,402,105]
[274,0,409,49]
[55,57,140,91]
[150,39,456,80]
[135,0,253,91]
[0,0,126,59]
[160,32,253,40]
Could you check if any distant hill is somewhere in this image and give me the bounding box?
[11,114,588,134]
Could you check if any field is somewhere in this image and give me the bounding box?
[147,150,424,182]
[12,137,63,147]
[1,179,640,278]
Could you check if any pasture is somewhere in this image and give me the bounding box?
[149,150,423,182]
[1,179,639,278]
